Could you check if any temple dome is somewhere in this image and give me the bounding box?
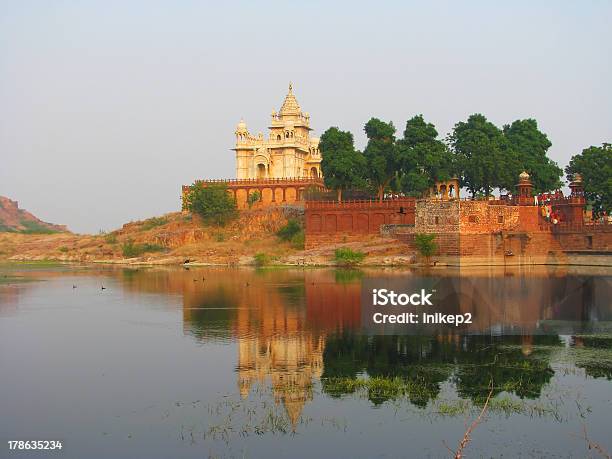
[279,83,301,115]
[519,171,530,180]
[236,119,248,132]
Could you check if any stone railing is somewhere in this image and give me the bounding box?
[304,198,416,210]
[549,196,586,205]
[194,177,324,187]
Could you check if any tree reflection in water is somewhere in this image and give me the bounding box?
[321,334,560,406]
[113,265,611,423]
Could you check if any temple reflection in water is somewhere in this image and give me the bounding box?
[115,265,611,426]
[180,269,360,426]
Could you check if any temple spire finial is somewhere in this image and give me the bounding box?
[289,82,293,93]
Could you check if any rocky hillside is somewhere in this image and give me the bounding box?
[0,207,412,266]
[0,208,300,264]
[0,196,68,233]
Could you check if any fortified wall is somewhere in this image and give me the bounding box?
[387,199,555,263]
[304,172,611,263]
[304,198,416,248]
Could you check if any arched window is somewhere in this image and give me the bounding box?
[257,163,266,179]
[277,134,281,141]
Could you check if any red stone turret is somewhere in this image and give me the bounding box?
[569,173,585,198]
[516,171,534,206]
[564,173,586,225]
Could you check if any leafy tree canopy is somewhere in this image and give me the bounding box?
[363,118,398,201]
[565,143,612,216]
[185,182,237,226]
[319,127,366,201]
[503,119,562,193]
[449,114,519,197]
[398,115,455,195]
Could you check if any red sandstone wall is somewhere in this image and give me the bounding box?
[554,230,612,252]
[394,231,567,261]
[305,199,415,248]
[303,195,612,259]
[458,201,541,233]
[412,200,542,234]
[551,196,586,225]
[516,206,542,232]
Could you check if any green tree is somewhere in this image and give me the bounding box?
[363,118,399,202]
[184,182,237,226]
[319,127,366,201]
[276,218,302,241]
[247,190,261,208]
[503,119,562,193]
[565,143,612,216]
[449,114,519,197]
[398,115,455,195]
[334,247,366,266]
[414,233,437,265]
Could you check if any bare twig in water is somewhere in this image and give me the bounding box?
[575,424,611,459]
[450,381,494,459]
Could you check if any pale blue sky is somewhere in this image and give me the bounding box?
[1,0,611,233]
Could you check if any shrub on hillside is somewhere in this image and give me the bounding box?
[121,238,166,258]
[141,216,168,231]
[276,219,302,241]
[184,182,237,226]
[290,231,305,249]
[253,252,270,266]
[334,248,366,266]
[0,224,16,232]
[414,233,437,265]
[20,220,58,234]
[247,191,261,208]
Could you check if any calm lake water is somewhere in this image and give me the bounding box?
[1,263,611,459]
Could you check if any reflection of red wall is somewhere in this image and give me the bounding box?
[305,279,361,331]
